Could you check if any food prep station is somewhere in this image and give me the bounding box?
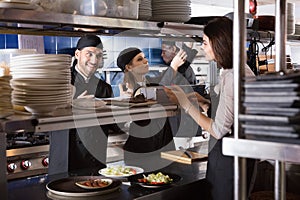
[1,0,300,199]
[1,102,210,200]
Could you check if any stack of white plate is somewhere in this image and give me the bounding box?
[10,54,72,115]
[139,0,152,20]
[0,75,13,118]
[151,0,191,22]
[287,2,295,35]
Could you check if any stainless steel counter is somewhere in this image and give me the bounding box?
[1,104,179,199]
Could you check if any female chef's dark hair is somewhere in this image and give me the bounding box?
[203,17,233,70]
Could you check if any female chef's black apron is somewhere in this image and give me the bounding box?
[205,89,234,200]
[205,89,256,200]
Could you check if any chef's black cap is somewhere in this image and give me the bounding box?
[76,35,103,50]
[117,47,142,72]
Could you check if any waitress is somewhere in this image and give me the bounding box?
[116,47,175,170]
[164,17,256,200]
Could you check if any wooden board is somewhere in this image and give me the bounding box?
[161,150,207,164]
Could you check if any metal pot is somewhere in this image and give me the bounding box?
[79,0,108,16]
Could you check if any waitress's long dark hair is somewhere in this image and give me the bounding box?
[203,17,233,69]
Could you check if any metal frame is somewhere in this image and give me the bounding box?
[223,1,299,200]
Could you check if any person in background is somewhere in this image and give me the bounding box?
[164,17,256,200]
[69,34,123,173]
[117,47,175,170]
[160,41,204,142]
[159,40,197,86]
[117,47,150,97]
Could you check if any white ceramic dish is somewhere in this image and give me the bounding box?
[99,165,144,178]
[12,89,69,96]
[14,98,70,104]
[11,73,69,79]
[24,105,57,115]
[10,68,70,73]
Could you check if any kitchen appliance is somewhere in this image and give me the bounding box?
[6,131,50,180]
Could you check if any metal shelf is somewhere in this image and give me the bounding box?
[223,138,300,164]
[0,8,203,41]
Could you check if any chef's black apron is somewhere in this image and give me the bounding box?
[123,118,175,171]
[69,66,125,173]
[206,89,256,200]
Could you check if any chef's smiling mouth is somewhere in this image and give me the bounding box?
[87,64,97,69]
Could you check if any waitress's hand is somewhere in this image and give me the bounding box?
[187,92,210,113]
[164,85,192,111]
[170,49,187,71]
[77,90,94,99]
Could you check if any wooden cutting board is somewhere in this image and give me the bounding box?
[161,150,208,164]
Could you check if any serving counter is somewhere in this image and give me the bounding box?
[1,103,182,199]
[8,160,209,200]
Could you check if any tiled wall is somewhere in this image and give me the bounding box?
[0,34,18,49]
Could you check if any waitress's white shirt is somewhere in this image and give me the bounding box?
[211,65,255,139]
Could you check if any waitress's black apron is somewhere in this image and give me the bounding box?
[205,89,256,200]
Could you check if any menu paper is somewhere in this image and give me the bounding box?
[17,24,45,54]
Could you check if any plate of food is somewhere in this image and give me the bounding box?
[46,176,121,197]
[75,178,112,190]
[127,171,181,188]
[72,99,108,110]
[103,94,157,107]
[99,165,144,178]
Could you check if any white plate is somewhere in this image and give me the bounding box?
[99,165,144,178]
[12,95,71,102]
[12,89,69,96]
[75,178,112,190]
[13,99,70,106]
[24,105,57,115]
[72,99,108,110]
[10,68,70,73]
[10,78,70,84]
[0,111,14,119]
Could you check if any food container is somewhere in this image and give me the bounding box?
[105,0,139,19]
[59,0,81,14]
[59,0,138,19]
[79,0,108,17]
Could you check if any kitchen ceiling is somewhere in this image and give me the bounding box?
[191,0,300,24]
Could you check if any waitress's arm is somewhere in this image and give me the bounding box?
[164,85,217,138]
[184,104,216,138]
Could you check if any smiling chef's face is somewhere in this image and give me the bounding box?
[75,46,103,78]
[201,34,215,62]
